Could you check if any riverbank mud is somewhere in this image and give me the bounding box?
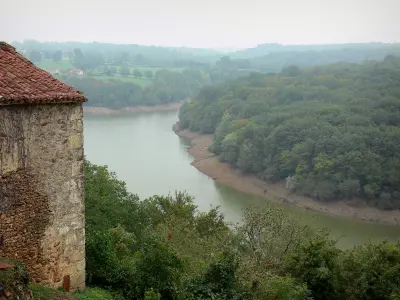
[173,122,400,227]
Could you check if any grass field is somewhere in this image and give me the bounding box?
[107,65,186,73]
[36,59,73,71]
[134,66,186,73]
[91,75,152,87]
[36,58,185,75]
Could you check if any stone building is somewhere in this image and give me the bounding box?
[0,42,87,290]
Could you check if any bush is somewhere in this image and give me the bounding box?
[83,160,400,299]
[86,226,136,288]
[254,275,311,300]
[0,259,30,299]
[74,288,123,300]
[181,252,252,300]
[129,235,182,299]
[285,230,341,300]
[336,242,400,299]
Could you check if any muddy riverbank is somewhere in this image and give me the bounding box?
[173,123,400,226]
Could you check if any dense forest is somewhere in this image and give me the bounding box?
[179,55,400,209]
[83,160,400,299]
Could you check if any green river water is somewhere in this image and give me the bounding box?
[84,110,400,248]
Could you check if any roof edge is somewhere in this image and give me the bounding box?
[0,41,89,106]
[0,95,88,106]
[0,42,16,53]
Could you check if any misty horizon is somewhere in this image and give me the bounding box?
[7,39,400,52]
[1,0,399,49]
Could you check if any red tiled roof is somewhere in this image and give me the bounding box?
[0,42,87,106]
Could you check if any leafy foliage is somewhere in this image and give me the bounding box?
[179,56,400,208]
[181,252,252,300]
[285,230,341,300]
[336,242,400,299]
[0,259,30,299]
[285,232,400,300]
[252,275,311,300]
[84,160,310,299]
[237,204,311,277]
[83,159,400,299]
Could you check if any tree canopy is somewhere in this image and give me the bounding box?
[179,56,400,209]
[83,159,400,299]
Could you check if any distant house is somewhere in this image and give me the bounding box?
[49,69,61,75]
[68,68,84,76]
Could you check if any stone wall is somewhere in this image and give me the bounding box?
[0,103,85,290]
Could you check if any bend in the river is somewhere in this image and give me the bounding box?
[84,110,400,248]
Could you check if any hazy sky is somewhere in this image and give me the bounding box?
[1,0,399,48]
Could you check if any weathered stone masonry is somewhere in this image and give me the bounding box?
[0,42,87,290]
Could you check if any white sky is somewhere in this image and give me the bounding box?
[0,0,399,48]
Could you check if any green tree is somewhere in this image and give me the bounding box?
[84,160,144,235]
[52,50,62,62]
[182,252,252,300]
[281,65,301,76]
[134,69,143,78]
[237,204,310,279]
[131,235,182,299]
[144,70,153,79]
[179,56,400,209]
[336,242,400,299]
[120,65,130,76]
[82,158,400,299]
[86,226,136,287]
[108,66,117,76]
[285,230,341,300]
[253,275,311,300]
[29,50,42,62]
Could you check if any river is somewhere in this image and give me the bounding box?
[84,110,400,248]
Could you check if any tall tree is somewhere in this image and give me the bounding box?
[133,69,143,78]
[29,50,42,63]
[144,70,153,80]
[52,50,63,62]
[120,65,130,76]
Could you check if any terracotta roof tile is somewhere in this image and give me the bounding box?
[0,42,87,106]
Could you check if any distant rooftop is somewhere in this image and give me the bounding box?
[0,42,87,106]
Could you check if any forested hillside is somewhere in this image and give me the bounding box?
[13,40,400,108]
[12,40,219,67]
[231,42,400,59]
[248,46,400,73]
[83,160,400,299]
[179,55,400,209]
